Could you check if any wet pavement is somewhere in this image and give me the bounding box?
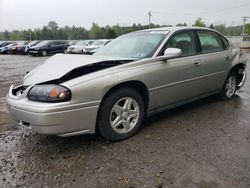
[0,53,250,188]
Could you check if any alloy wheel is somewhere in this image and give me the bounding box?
[110,97,140,134]
[225,76,237,98]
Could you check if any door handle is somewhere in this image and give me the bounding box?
[226,55,232,60]
[194,59,201,66]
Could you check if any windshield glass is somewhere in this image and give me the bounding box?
[6,43,17,47]
[34,40,50,47]
[94,32,166,58]
[28,41,39,46]
[75,40,88,45]
[17,41,27,45]
[91,40,107,46]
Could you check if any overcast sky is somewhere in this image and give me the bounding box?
[0,0,250,31]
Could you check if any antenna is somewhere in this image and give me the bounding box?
[148,10,152,29]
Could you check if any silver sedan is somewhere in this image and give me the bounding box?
[7,27,247,141]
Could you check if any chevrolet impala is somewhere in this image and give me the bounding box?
[7,27,247,141]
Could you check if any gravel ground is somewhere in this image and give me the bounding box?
[0,52,249,188]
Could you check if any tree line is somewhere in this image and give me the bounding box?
[0,21,164,41]
[0,18,249,41]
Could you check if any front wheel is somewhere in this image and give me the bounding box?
[41,50,47,56]
[220,71,237,100]
[97,87,145,141]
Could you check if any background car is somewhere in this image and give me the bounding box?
[28,40,69,56]
[240,36,250,49]
[23,40,41,54]
[0,41,14,48]
[0,42,17,54]
[67,40,94,54]
[7,27,247,141]
[9,41,29,54]
[83,39,111,54]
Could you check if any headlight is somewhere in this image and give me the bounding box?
[28,85,71,102]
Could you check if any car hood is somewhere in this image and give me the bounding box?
[23,54,134,85]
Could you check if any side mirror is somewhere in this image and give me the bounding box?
[152,48,182,62]
[164,48,182,58]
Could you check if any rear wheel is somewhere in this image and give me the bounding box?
[220,71,237,100]
[97,87,145,141]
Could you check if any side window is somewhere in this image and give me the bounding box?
[48,42,53,46]
[220,36,229,49]
[54,41,60,45]
[49,41,55,46]
[166,31,196,57]
[197,31,223,53]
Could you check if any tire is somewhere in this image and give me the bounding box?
[42,50,47,56]
[220,71,237,100]
[97,87,145,141]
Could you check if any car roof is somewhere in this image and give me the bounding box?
[134,26,218,34]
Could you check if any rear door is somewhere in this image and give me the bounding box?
[194,30,230,94]
[53,41,62,53]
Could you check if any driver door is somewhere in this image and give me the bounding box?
[150,30,204,110]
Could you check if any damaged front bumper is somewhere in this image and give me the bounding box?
[6,85,99,136]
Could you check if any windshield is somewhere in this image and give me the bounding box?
[17,41,27,45]
[94,32,166,58]
[28,41,40,46]
[91,40,107,46]
[34,40,50,47]
[75,40,88,45]
[6,43,17,47]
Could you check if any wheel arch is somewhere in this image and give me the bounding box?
[100,80,149,113]
[229,63,246,86]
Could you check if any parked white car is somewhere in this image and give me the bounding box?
[67,40,94,54]
[83,39,111,54]
[240,36,250,49]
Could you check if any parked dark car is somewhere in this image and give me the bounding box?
[22,40,41,54]
[0,43,18,54]
[0,42,14,48]
[9,41,29,54]
[28,40,69,56]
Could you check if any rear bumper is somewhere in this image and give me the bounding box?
[7,85,99,136]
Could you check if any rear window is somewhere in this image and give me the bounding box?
[197,30,224,53]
